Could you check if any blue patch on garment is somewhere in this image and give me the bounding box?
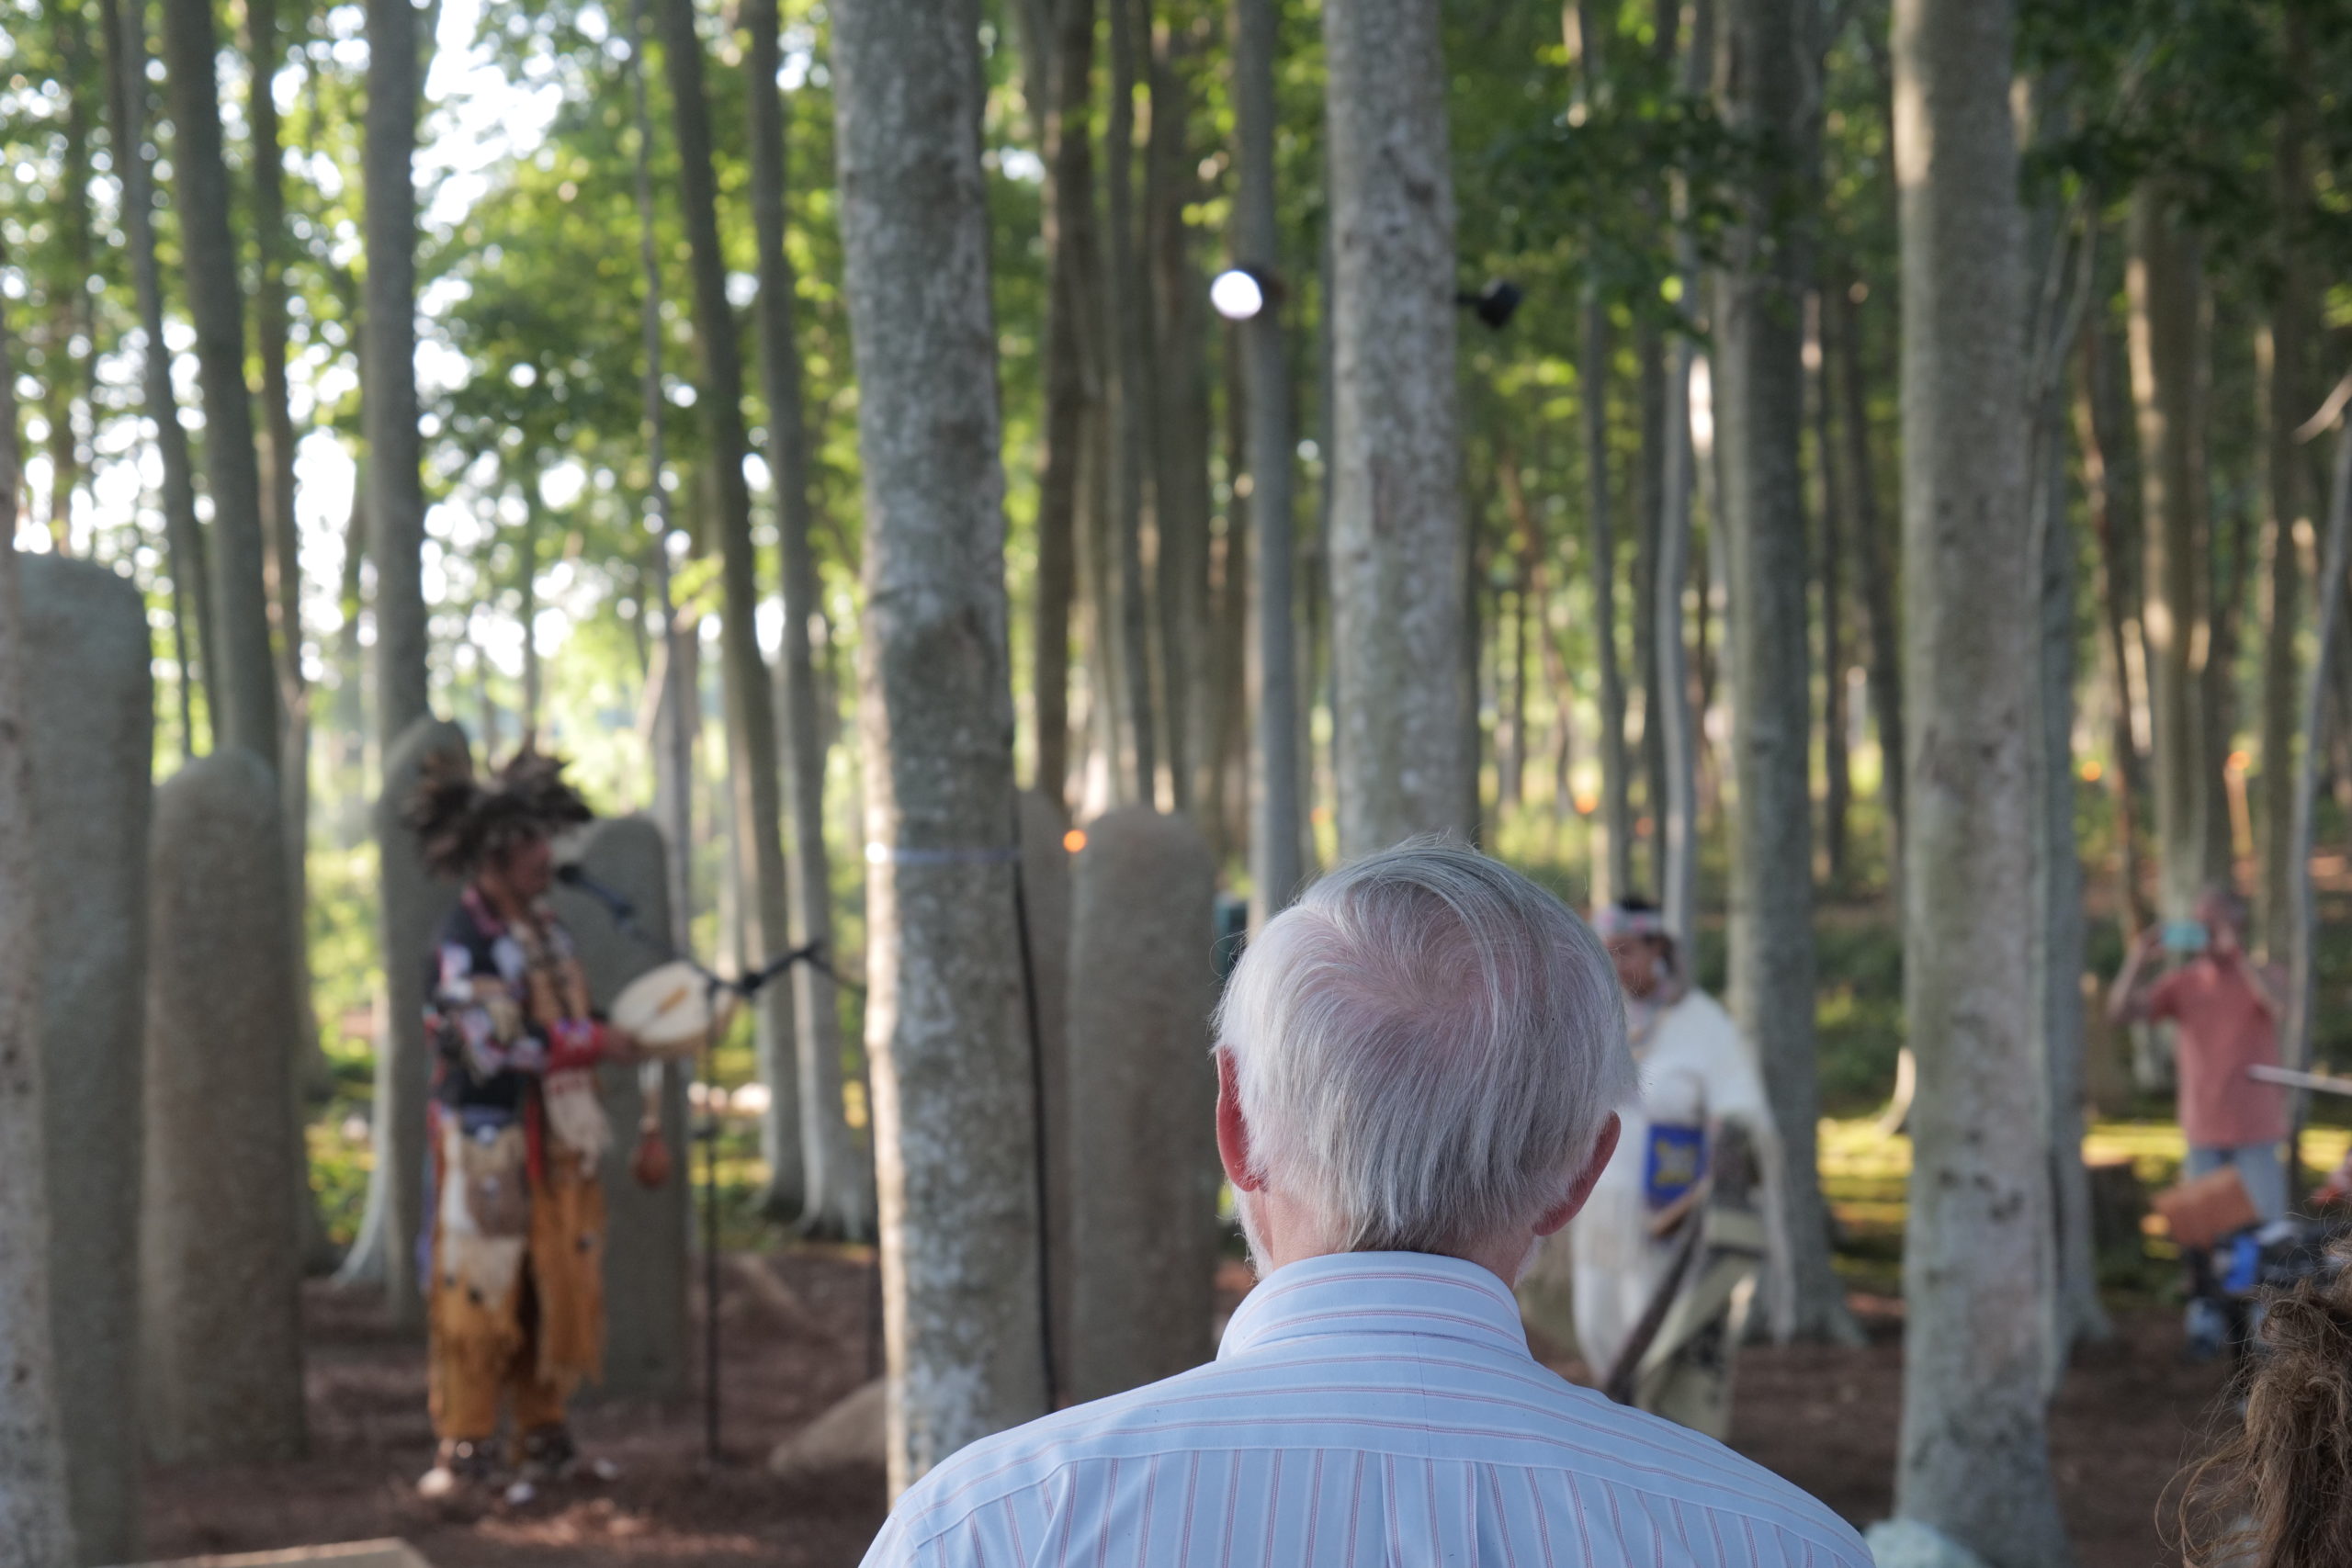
[2222,1231,2263,1294]
[1645,1122,1707,1209]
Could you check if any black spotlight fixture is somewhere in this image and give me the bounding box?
[1455,278,1523,331]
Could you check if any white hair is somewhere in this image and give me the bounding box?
[1214,840,1635,1254]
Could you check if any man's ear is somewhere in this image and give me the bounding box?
[1532,1112,1622,1238]
[1215,1048,1263,1193]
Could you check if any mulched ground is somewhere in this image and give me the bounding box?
[145,1255,2233,1568]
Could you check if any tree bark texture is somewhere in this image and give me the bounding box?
[1811,292,1850,888]
[831,0,1047,1490]
[2075,329,2151,936]
[2259,317,2310,957]
[742,0,865,1237]
[2256,18,2312,959]
[1891,2,2073,1557]
[1103,0,1157,804]
[1025,0,1099,811]
[1585,296,1634,903]
[1713,0,1854,1345]
[2126,190,2208,922]
[1325,0,1473,856]
[621,0,695,954]
[247,0,302,704]
[1634,315,1669,895]
[99,0,213,742]
[161,0,277,768]
[1827,278,1904,885]
[0,325,77,1564]
[655,0,805,1214]
[1148,33,1216,821]
[2201,503,2250,886]
[2285,413,2352,1165]
[345,0,434,1319]
[1233,0,1302,919]
[43,1,95,556]
[1656,0,1710,950]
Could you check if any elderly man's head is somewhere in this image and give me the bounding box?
[1213,842,1634,1280]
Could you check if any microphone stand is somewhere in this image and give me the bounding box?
[559,866,843,1465]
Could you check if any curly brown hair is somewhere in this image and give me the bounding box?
[404,746,594,878]
[2177,1241,2352,1567]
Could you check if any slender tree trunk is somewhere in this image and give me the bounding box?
[1212,344,1252,865]
[1103,0,1156,804]
[1499,566,1527,811]
[655,0,804,1215]
[99,0,212,745]
[1024,0,1098,811]
[247,0,301,704]
[1147,30,1215,820]
[1635,313,1668,892]
[516,491,542,739]
[1892,3,2072,1554]
[2285,401,2352,1196]
[620,0,695,953]
[1585,296,1634,904]
[1656,0,1709,951]
[2257,21,2313,959]
[0,283,76,1568]
[1811,289,1850,890]
[1233,0,1301,919]
[1714,0,1857,1346]
[243,0,330,1266]
[2075,329,2152,935]
[46,1,95,555]
[1827,275,1905,885]
[831,0,1046,1487]
[2128,188,2208,921]
[2203,501,2251,886]
[2022,147,2112,1361]
[1325,0,1473,855]
[2260,318,2311,956]
[743,0,865,1238]
[161,0,278,768]
[346,0,433,1320]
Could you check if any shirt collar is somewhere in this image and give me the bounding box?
[1216,1250,1532,1362]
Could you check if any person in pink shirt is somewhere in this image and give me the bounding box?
[2108,885,2288,1353]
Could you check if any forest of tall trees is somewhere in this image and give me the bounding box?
[2,0,2350,1560]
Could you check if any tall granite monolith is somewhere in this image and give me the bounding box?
[141,750,308,1461]
[24,557,153,1562]
[1014,789,1073,1397]
[550,815,689,1401]
[1066,807,1220,1401]
[336,716,468,1320]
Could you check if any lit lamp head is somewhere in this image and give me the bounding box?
[1210,266,1270,322]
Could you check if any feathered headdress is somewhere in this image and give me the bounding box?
[407,746,596,878]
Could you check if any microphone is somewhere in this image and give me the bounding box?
[555,862,637,922]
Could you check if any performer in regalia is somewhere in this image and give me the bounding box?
[1568,899,1779,1438]
[408,749,637,1497]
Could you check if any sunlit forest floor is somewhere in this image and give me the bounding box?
[146,1234,2233,1568]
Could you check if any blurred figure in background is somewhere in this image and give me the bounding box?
[1569,899,1778,1438]
[407,750,639,1499]
[2109,885,2288,1357]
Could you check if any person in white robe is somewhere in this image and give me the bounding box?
[1567,899,1779,1438]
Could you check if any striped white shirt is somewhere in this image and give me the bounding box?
[861,1250,1870,1567]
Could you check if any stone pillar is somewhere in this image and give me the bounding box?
[1066,807,1220,1401]
[549,815,689,1401]
[336,716,468,1318]
[1014,790,1073,1399]
[142,750,308,1461]
[24,558,153,1563]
